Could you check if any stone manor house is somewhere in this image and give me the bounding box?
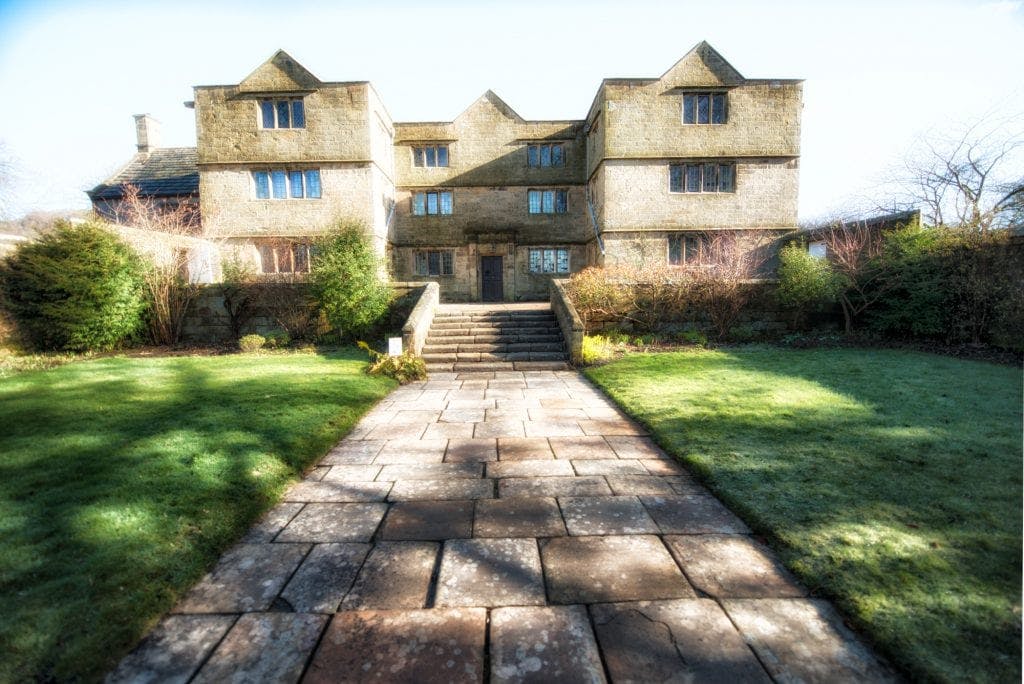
[89,42,803,301]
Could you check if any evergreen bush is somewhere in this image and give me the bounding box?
[310,223,391,339]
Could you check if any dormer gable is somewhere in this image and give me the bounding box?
[454,90,525,126]
[659,41,744,88]
[237,50,321,94]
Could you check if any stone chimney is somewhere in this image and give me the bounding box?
[133,114,161,153]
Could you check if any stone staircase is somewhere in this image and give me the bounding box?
[422,305,570,373]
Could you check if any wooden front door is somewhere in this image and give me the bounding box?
[481,256,503,302]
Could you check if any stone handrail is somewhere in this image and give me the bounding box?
[400,281,439,356]
[549,278,585,366]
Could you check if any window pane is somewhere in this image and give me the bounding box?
[276,244,292,273]
[294,243,309,272]
[685,165,701,192]
[711,94,726,124]
[291,100,305,128]
[304,170,321,198]
[703,163,718,192]
[439,191,453,215]
[718,164,734,192]
[436,146,448,167]
[542,191,554,214]
[697,95,710,124]
[259,245,275,273]
[415,252,427,275]
[260,101,275,129]
[543,249,555,273]
[554,190,567,213]
[668,236,682,265]
[413,148,424,167]
[540,145,551,167]
[685,235,700,263]
[272,171,287,199]
[528,145,539,167]
[289,171,304,198]
[529,249,541,272]
[413,192,426,215]
[425,147,436,167]
[428,251,440,276]
[683,94,695,124]
[528,190,541,214]
[669,165,683,192]
[556,249,569,273]
[253,171,270,199]
[441,251,453,275]
[552,144,563,166]
[276,100,290,129]
[426,192,439,215]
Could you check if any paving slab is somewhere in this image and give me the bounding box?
[175,543,309,613]
[665,534,806,598]
[321,464,381,482]
[605,475,678,496]
[364,422,428,441]
[474,497,567,538]
[723,598,897,682]
[440,408,487,423]
[391,409,441,424]
[320,439,385,465]
[192,613,326,684]
[499,476,612,498]
[602,436,664,460]
[559,496,660,535]
[591,600,770,683]
[373,438,448,464]
[641,494,751,533]
[640,458,690,476]
[548,436,617,460]
[280,543,369,613]
[389,478,494,501]
[523,420,586,438]
[305,608,486,683]
[474,418,527,439]
[486,459,575,478]
[436,538,546,607]
[377,462,483,480]
[275,503,387,543]
[541,535,694,603]
[490,606,606,684]
[445,437,498,462]
[304,465,330,481]
[380,500,475,540]
[423,421,476,439]
[238,502,304,543]
[107,614,235,684]
[578,419,647,436]
[340,541,438,610]
[497,437,554,460]
[571,459,647,476]
[283,480,391,503]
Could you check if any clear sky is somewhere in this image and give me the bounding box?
[0,0,1021,221]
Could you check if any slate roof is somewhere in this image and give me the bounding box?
[88,147,199,200]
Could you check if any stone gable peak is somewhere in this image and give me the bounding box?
[237,50,321,94]
[659,41,744,88]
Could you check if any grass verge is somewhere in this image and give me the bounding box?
[0,349,395,681]
[585,347,1021,683]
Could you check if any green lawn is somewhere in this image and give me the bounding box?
[585,347,1021,683]
[0,350,395,682]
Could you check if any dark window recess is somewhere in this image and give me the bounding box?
[252,169,321,199]
[414,250,454,276]
[668,233,711,266]
[412,190,453,216]
[527,189,568,214]
[527,143,565,167]
[412,145,449,168]
[258,242,312,274]
[260,98,305,129]
[670,163,735,193]
[682,93,727,124]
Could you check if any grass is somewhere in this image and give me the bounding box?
[585,347,1021,683]
[0,349,395,682]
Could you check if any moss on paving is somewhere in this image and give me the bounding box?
[0,349,394,681]
[585,347,1021,683]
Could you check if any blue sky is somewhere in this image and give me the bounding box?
[0,0,1021,221]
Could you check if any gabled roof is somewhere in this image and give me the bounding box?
[237,49,321,94]
[454,90,525,124]
[88,148,199,200]
[659,41,744,87]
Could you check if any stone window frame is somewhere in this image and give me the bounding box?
[528,247,570,274]
[526,143,565,168]
[411,190,454,216]
[259,98,306,129]
[527,188,569,214]
[413,250,454,276]
[252,169,322,200]
[257,240,312,275]
[681,92,727,125]
[667,232,713,267]
[412,144,449,168]
[668,162,735,194]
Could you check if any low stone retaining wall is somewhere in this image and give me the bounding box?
[549,279,585,365]
[400,281,438,356]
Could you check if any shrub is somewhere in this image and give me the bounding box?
[581,335,618,365]
[357,341,426,384]
[676,329,708,347]
[0,221,146,351]
[311,223,391,339]
[264,330,291,349]
[776,243,842,327]
[220,255,259,339]
[863,225,946,339]
[238,334,265,352]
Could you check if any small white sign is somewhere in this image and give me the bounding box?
[388,337,403,357]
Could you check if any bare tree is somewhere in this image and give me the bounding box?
[821,221,889,333]
[691,231,773,339]
[894,119,1023,231]
[0,142,14,220]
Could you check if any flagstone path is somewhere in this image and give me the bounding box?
[108,370,895,683]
